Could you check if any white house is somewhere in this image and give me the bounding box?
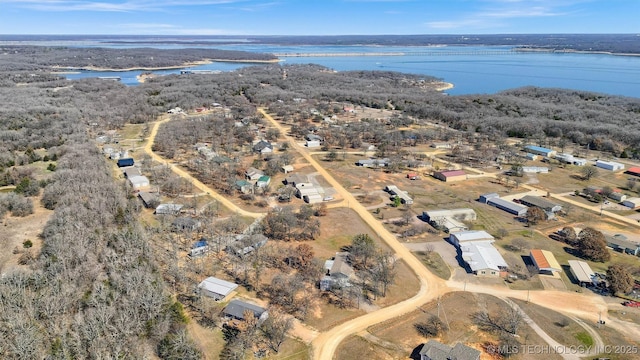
[460,241,508,277]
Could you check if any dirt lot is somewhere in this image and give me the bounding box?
[0,196,53,274]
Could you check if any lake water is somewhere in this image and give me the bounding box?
[59,43,640,98]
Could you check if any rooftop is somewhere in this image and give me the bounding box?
[519,195,561,211]
[461,241,508,272]
[223,299,266,320]
[198,277,238,297]
[568,260,595,283]
[438,169,466,177]
[524,145,554,153]
[530,249,562,272]
[450,230,494,243]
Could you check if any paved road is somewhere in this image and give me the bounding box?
[143,115,263,219]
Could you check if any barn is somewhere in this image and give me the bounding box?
[433,170,466,182]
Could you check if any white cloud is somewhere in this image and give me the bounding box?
[0,0,249,12]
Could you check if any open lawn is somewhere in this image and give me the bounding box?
[335,334,404,360]
[415,251,451,280]
[511,299,592,348]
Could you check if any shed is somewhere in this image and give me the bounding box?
[356,158,389,167]
[235,180,253,194]
[128,175,150,189]
[522,166,549,173]
[433,170,467,182]
[117,158,134,167]
[155,203,183,215]
[479,193,499,204]
[172,217,201,232]
[609,192,627,202]
[596,160,624,171]
[284,174,308,186]
[197,277,238,301]
[568,260,595,286]
[281,165,294,174]
[530,249,562,274]
[622,197,640,209]
[304,194,323,204]
[449,230,494,247]
[423,209,476,233]
[627,167,640,177]
[223,300,268,323]
[245,167,264,180]
[305,140,321,148]
[252,140,273,154]
[486,197,528,216]
[256,175,271,188]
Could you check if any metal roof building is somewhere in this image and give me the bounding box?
[423,209,477,233]
[486,197,528,217]
[596,160,625,171]
[461,241,508,276]
[568,260,595,285]
[197,277,238,301]
[223,300,268,322]
[530,249,562,274]
[449,230,494,247]
[519,195,562,213]
[524,145,556,157]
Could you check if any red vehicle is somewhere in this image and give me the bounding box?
[622,301,640,307]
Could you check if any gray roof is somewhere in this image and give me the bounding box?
[330,252,355,278]
[155,203,183,214]
[420,340,480,360]
[568,260,595,283]
[519,195,561,212]
[606,234,639,250]
[223,300,266,320]
[487,197,528,215]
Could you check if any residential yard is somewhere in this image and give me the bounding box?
[415,250,451,280]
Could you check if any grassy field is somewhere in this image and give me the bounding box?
[415,251,451,280]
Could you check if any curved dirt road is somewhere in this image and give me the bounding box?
[258,108,448,359]
[143,115,263,219]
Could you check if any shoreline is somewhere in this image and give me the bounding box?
[515,47,640,57]
[52,58,279,73]
[433,81,454,92]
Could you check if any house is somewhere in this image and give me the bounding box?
[433,170,467,182]
[235,180,253,194]
[245,167,264,181]
[478,192,499,204]
[189,239,209,257]
[252,140,273,154]
[519,195,562,213]
[138,192,160,208]
[568,260,595,286]
[530,249,562,274]
[423,209,476,233]
[595,160,624,171]
[256,175,271,188]
[524,145,556,158]
[522,166,549,173]
[284,174,308,186]
[419,340,481,360]
[281,165,294,174]
[460,241,508,277]
[385,185,413,204]
[223,300,268,323]
[225,234,268,257]
[605,234,640,256]
[197,277,238,301]
[622,197,640,209]
[305,140,321,148]
[356,158,389,167]
[128,175,150,190]
[154,203,183,215]
[449,230,494,247]
[172,217,201,232]
[117,158,134,167]
[627,167,640,177]
[320,252,355,290]
[486,197,528,217]
[122,166,141,178]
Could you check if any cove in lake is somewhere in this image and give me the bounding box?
[64,45,640,98]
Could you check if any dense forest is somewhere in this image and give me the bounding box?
[0,46,276,71]
[0,45,639,358]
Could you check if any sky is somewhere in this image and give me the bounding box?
[0,0,638,35]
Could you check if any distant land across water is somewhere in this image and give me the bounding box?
[3,34,639,98]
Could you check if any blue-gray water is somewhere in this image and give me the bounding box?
[51,42,640,98]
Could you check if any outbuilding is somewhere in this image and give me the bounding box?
[478,193,499,204]
[530,249,562,275]
[197,277,238,301]
[627,167,640,177]
[154,203,183,215]
[519,195,562,213]
[461,241,508,277]
[622,197,640,209]
[486,197,528,217]
[568,260,595,286]
[433,169,466,182]
[117,158,134,167]
[596,160,625,171]
[524,145,556,158]
[423,209,477,233]
[449,230,494,247]
[223,300,268,323]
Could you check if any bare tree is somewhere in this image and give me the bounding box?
[260,309,293,353]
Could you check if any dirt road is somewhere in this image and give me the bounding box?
[143,115,263,219]
[258,108,448,359]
